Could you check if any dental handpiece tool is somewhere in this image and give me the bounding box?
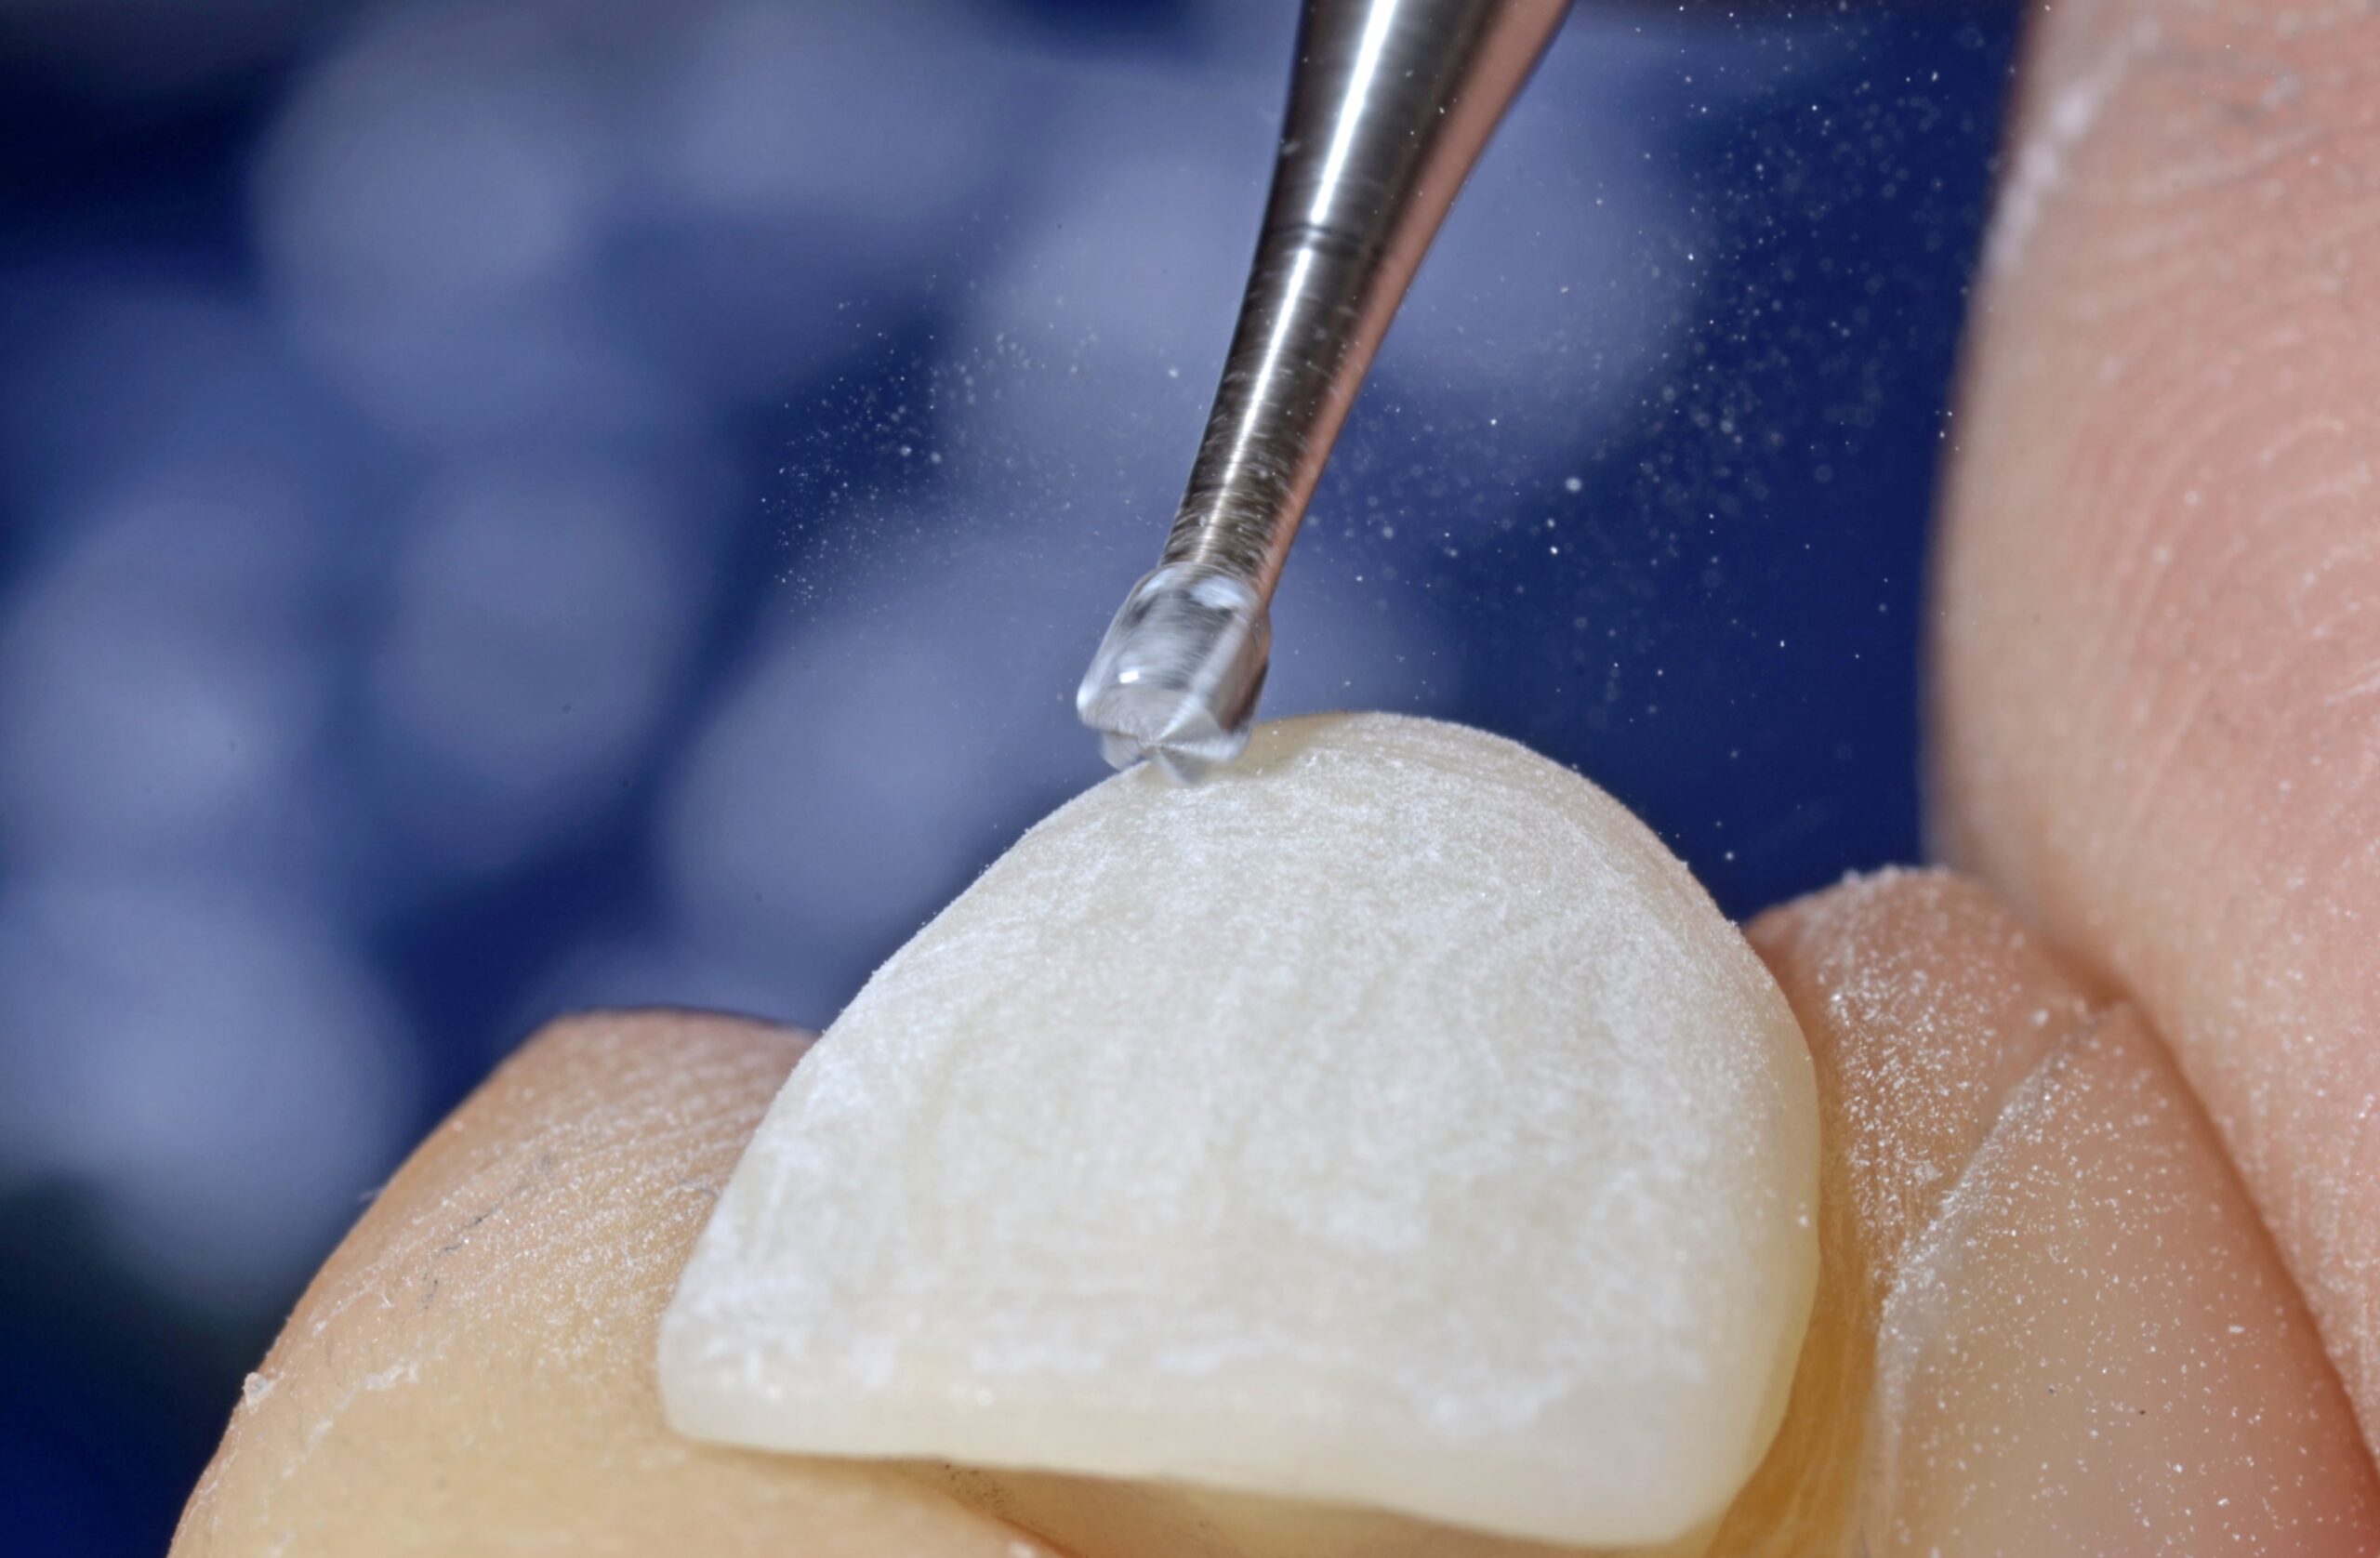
[1075,0,1573,781]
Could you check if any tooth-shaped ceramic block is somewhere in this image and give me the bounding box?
[659,713,1818,1548]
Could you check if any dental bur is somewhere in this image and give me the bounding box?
[1076,0,1573,781]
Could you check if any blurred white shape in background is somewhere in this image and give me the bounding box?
[272,7,594,304]
[0,870,416,1313]
[647,0,1009,241]
[0,273,418,1312]
[256,0,1028,441]
[0,468,338,879]
[937,46,1277,514]
[617,0,1022,405]
[659,527,1096,1024]
[366,450,708,872]
[0,284,384,553]
[254,0,658,444]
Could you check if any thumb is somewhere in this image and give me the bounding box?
[1933,0,2380,1448]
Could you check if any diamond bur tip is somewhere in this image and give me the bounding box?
[1076,565,1271,785]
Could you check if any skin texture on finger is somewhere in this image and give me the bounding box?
[1723,870,2380,1554]
[1933,0,2380,1445]
[911,1467,1717,1558]
[169,1011,1057,1558]
[1871,1004,2370,1552]
[1704,869,2089,1555]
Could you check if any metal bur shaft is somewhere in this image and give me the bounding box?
[1077,0,1573,779]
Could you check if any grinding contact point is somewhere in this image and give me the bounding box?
[1076,565,1270,784]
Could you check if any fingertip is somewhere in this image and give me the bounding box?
[173,1007,1049,1558]
[1870,1006,2380,1554]
[1730,870,2380,1551]
[1935,0,2380,1443]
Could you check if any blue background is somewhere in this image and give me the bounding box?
[0,1,2016,1551]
